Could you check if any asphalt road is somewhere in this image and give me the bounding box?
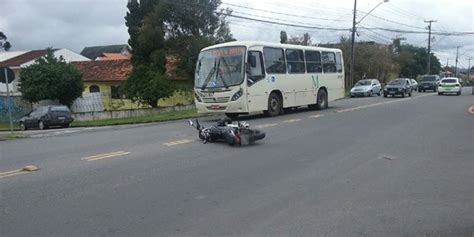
[1,88,473,237]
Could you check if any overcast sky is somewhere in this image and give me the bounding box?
[1,0,473,68]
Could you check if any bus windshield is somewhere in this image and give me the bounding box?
[195,46,245,89]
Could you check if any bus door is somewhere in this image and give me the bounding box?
[246,46,268,112]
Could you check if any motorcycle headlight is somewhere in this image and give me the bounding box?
[231,88,243,101]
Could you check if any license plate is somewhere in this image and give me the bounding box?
[58,117,65,120]
[210,105,221,109]
[389,91,395,94]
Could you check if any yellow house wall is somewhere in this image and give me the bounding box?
[82,82,193,110]
[83,82,148,110]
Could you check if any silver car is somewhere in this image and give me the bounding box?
[410,79,418,91]
[350,79,382,97]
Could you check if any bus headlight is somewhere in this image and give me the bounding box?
[194,92,202,102]
[231,88,243,101]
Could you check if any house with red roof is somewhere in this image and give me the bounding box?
[0,49,90,96]
[71,59,147,111]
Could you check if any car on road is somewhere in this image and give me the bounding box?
[19,105,74,130]
[418,75,440,92]
[383,78,412,98]
[350,79,382,97]
[438,77,462,96]
[410,79,418,91]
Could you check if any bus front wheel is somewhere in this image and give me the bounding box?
[265,92,282,117]
[225,113,239,120]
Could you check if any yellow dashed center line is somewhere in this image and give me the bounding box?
[283,119,302,123]
[308,114,324,118]
[0,165,39,179]
[163,139,194,146]
[82,151,130,161]
[255,123,278,129]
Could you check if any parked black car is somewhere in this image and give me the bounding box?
[383,79,412,98]
[418,75,440,92]
[19,105,74,130]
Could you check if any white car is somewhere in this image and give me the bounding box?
[438,77,462,96]
[410,79,418,91]
[350,79,382,97]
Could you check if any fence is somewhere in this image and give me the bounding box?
[0,96,31,122]
[71,93,105,113]
[72,104,195,121]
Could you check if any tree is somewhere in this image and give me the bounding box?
[125,0,234,73]
[0,32,12,51]
[287,32,312,46]
[280,31,288,44]
[395,44,441,78]
[18,49,83,107]
[124,0,234,106]
[324,37,398,85]
[120,65,174,108]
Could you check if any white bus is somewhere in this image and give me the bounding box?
[194,41,345,118]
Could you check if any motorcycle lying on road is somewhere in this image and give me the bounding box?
[188,118,265,146]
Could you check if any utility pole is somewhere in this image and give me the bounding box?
[454,46,459,77]
[424,20,436,75]
[349,0,388,88]
[349,0,357,89]
[468,57,472,75]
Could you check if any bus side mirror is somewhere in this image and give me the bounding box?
[248,55,257,67]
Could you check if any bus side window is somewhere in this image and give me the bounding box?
[322,51,337,73]
[263,47,286,74]
[305,50,322,73]
[247,51,265,85]
[286,49,305,74]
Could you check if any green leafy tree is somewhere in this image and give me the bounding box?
[323,37,398,85]
[0,32,12,51]
[120,65,174,108]
[395,44,441,78]
[125,0,233,76]
[18,49,83,107]
[287,33,312,46]
[123,0,234,106]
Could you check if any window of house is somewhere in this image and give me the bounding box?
[322,51,337,73]
[286,49,305,74]
[89,85,100,93]
[305,50,322,73]
[111,86,121,99]
[263,47,286,74]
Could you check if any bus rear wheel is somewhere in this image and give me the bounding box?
[316,89,328,110]
[265,92,282,117]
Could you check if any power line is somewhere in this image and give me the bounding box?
[357,9,427,30]
[268,1,353,17]
[163,0,474,38]
[223,13,351,31]
[221,2,347,22]
[384,4,424,21]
